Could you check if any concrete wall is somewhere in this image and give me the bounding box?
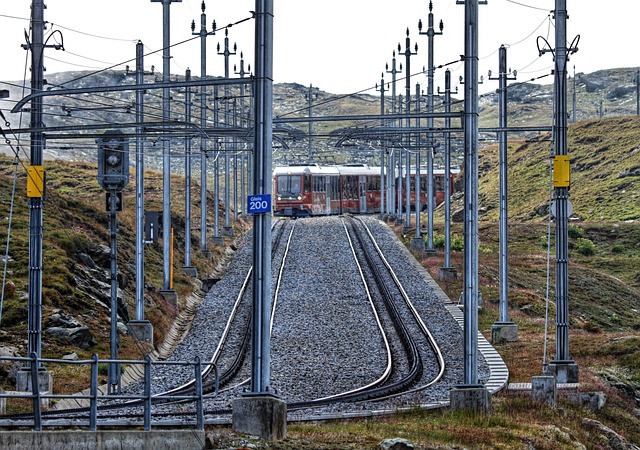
[0,430,205,450]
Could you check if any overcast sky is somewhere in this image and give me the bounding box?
[0,1,637,96]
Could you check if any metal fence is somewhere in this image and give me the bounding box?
[0,353,218,431]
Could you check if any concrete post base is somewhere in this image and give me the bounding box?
[450,385,491,414]
[532,375,556,407]
[182,265,198,277]
[547,360,579,383]
[232,395,287,440]
[200,249,212,260]
[16,369,53,393]
[424,248,437,256]
[159,290,177,309]
[410,237,425,253]
[128,320,154,344]
[491,322,518,344]
[211,236,225,247]
[439,267,458,281]
[222,226,235,237]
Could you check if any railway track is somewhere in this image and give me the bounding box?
[0,216,502,427]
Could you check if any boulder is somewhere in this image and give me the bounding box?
[0,346,22,383]
[582,418,639,450]
[46,326,95,349]
[379,438,415,450]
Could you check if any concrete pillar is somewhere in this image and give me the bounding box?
[0,388,5,414]
[211,236,225,247]
[438,267,457,281]
[491,322,518,344]
[128,320,154,344]
[232,395,287,440]
[16,369,52,394]
[410,237,425,253]
[182,266,198,277]
[449,386,491,414]
[159,290,178,309]
[532,375,556,407]
[547,361,579,383]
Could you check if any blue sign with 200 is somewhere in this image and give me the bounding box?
[247,194,272,214]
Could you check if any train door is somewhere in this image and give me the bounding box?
[325,176,331,215]
[359,176,367,213]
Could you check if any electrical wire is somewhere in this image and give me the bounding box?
[0,156,19,327]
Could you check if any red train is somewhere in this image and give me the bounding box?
[273,164,457,217]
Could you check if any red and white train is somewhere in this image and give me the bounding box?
[273,164,457,217]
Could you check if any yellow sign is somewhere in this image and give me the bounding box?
[27,166,45,198]
[553,155,570,188]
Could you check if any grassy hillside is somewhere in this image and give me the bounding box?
[0,156,249,396]
[478,116,640,223]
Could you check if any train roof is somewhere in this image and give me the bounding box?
[273,164,340,176]
[335,164,381,176]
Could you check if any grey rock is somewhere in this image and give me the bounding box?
[566,392,606,411]
[0,346,22,383]
[46,326,95,349]
[379,438,415,450]
[47,311,83,329]
[582,418,639,450]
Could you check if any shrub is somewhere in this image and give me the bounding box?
[568,224,584,239]
[574,237,596,256]
[432,233,445,249]
[451,234,464,251]
[611,244,625,254]
[539,235,549,249]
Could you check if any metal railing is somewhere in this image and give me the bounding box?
[0,353,217,431]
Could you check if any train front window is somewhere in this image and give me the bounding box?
[277,175,302,199]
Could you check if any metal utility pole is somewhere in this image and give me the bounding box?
[218,29,237,236]
[462,0,480,387]
[183,68,197,276]
[129,41,154,345]
[307,84,319,162]
[151,0,181,293]
[233,4,285,440]
[386,51,402,218]
[22,0,52,393]
[250,0,273,395]
[235,52,251,218]
[438,69,457,279]
[544,0,579,383]
[410,82,426,253]
[419,1,443,254]
[212,89,224,245]
[396,95,403,222]
[401,29,418,229]
[376,73,386,216]
[191,1,215,255]
[135,42,146,320]
[449,0,490,415]
[233,98,239,221]
[489,45,518,343]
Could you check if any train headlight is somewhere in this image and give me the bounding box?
[297,195,302,201]
[277,196,281,201]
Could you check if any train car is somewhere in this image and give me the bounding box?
[400,167,458,211]
[273,164,340,217]
[273,163,457,217]
[335,164,382,214]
